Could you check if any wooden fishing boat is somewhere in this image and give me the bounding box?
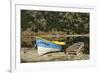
[36,37,63,56]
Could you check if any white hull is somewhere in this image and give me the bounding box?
[37,46,61,56]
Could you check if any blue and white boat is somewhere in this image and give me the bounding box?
[36,37,62,56]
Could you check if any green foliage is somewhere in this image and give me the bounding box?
[21,10,89,34]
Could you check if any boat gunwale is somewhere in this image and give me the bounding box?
[36,36,65,45]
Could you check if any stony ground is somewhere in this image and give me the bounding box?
[21,48,89,63]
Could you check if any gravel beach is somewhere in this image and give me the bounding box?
[21,48,89,63]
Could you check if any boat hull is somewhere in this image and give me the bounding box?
[36,37,62,56]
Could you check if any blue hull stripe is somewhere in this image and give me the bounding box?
[36,38,62,50]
